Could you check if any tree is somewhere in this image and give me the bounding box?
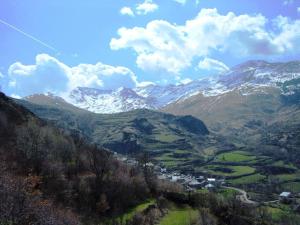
[16,120,48,174]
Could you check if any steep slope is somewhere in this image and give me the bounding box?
[19,96,231,172]
[67,87,156,113]
[163,62,300,163]
[57,60,300,114]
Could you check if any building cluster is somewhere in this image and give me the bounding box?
[156,168,225,191]
[115,154,226,191]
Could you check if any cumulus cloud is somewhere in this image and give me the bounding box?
[198,58,229,72]
[120,7,135,17]
[136,0,158,15]
[111,8,300,74]
[6,54,138,97]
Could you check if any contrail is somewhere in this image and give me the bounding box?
[0,18,59,53]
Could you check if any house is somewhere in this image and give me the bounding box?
[188,180,202,189]
[279,192,292,203]
[205,183,216,191]
[171,175,181,182]
[196,176,205,181]
[160,168,167,173]
[207,178,216,183]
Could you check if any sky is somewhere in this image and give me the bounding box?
[0,0,300,98]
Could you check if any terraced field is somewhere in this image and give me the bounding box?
[229,174,266,185]
[203,165,256,177]
[215,151,257,163]
[159,205,199,225]
[115,199,156,223]
[195,150,300,192]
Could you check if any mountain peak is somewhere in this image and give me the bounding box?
[231,60,270,71]
[21,60,300,114]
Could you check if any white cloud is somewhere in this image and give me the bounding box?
[120,7,135,17]
[0,72,3,78]
[136,0,158,15]
[198,58,229,72]
[173,0,187,5]
[120,0,158,17]
[7,54,138,97]
[111,8,300,74]
[298,7,300,13]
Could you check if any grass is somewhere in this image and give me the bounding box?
[196,189,209,194]
[228,173,266,185]
[215,151,256,163]
[155,133,180,143]
[154,153,189,168]
[204,165,256,177]
[217,188,239,199]
[117,199,156,222]
[281,182,300,192]
[272,161,297,170]
[266,206,287,221]
[273,173,300,182]
[159,205,199,225]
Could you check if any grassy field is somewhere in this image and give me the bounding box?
[264,202,300,222]
[215,151,257,163]
[228,173,266,185]
[272,161,297,169]
[154,133,180,143]
[216,188,239,199]
[203,165,256,177]
[281,182,300,192]
[266,206,287,221]
[154,153,189,168]
[159,205,199,225]
[117,199,156,222]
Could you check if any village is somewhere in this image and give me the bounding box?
[156,167,225,191]
[116,154,228,191]
[116,154,300,211]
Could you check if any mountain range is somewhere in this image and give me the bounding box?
[21,60,300,167]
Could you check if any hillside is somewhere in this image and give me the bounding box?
[163,62,300,163]
[18,94,232,172]
[0,92,158,224]
[2,93,300,225]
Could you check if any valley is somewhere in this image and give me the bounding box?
[2,60,300,225]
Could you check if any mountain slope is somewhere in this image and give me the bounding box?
[53,60,300,114]
[68,87,156,113]
[163,64,300,164]
[19,95,232,172]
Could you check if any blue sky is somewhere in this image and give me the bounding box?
[0,0,299,97]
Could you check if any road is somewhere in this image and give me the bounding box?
[222,186,258,205]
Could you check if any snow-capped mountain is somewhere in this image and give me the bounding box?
[67,87,156,114]
[218,60,300,89]
[24,60,300,114]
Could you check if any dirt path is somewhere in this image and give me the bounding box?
[222,186,258,205]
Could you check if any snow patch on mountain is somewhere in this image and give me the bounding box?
[56,61,300,114]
